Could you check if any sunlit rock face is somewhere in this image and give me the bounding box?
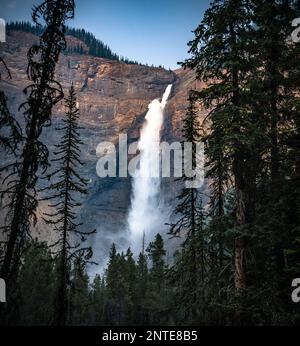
[0,30,205,268]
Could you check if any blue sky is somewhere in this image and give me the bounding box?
[0,0,210,69]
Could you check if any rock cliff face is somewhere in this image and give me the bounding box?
[0,30,204,268]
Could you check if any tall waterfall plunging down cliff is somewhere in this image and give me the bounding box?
[128,84,173,255]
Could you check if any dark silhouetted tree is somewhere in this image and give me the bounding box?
[18,242,55,325]
[0,58,22,154]
[44,85,94,326]
[0,1,75,320]
[168,92,206,320]
[146,234,170,325]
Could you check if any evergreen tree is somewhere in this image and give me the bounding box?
[0,58,22,154]
[146,234,170,325]
[89,274,106,325]
[168,92,206,321]
[183,0,262,304]
[44,85,94,326]
[123,248,137,324]
[135,251,149,325]
[247,0,300,322]
[68,258,90,325]
[168,93,203,241]
[7,21,141,64]
[18,242,55,325]
[105,244,127,325]
[0,1,75,321]
[180,0,300,324]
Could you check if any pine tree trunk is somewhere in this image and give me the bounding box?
[234,187,246,290]
[217,158,224,269]
[55,250,67,326]
[54,115,72,326]
[234,238,245,289]
[1,100,41,284]
[233,177,247,290]
[1,1,69,285]
[230,25,247,290]
[268,58,285,277]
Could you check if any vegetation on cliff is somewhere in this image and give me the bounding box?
[7,21,140,65]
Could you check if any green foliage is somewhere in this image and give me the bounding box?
[1,0,300,328]
[167,92,207,323]
[18,243,55,325]
[105,245,137,325]
[68,259,91,325]
[0,58,22,154]
[145,234,171,325]
[178,0,300,325]
[0,1,75,320]
[89,274,106,325]
[135,252,149,325]
[9,234,169,326]
[44,84,95,325]
[7,21,140,65]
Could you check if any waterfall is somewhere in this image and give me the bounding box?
[128,84,172,254]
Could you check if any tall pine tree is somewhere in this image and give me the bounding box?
[168,92,206,321]
[0,0,75,293]
[183,0,261,295]
[44,84,94,326]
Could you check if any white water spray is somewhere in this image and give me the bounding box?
[128,84,172,254]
